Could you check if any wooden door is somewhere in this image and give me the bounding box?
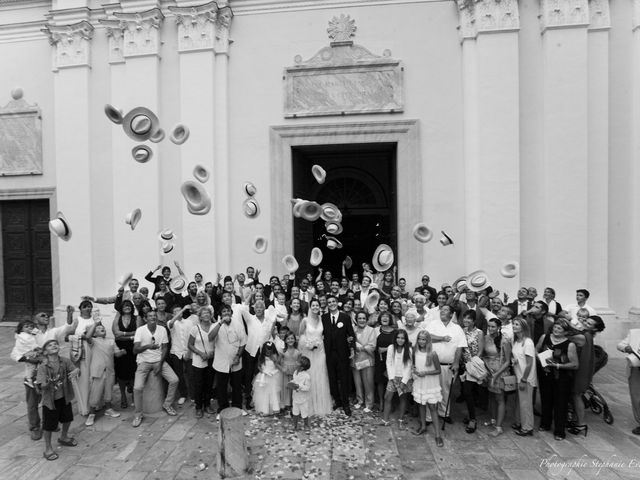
[2,200,53,321]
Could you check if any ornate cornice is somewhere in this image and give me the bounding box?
[456,0,519,41]
[41,20,93,70]
[588,0,610,31]
[214,5,233,54]
[168,1,218,52]
[98,19,125,63]
[112,8,164,58]
[539,0,589,32]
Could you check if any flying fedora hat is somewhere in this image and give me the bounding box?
[310,247,323,267]
[320,203,341,222]
[181,181,212,215]
[244,182,257,197]
[344,255,353,269]
[291,198,305,218]
[452,275,468,292]
[325,236,343,250]
[169,123,190,145]
[312,164,326,184]
[282,254,299,274]
[299,201,323,222]
[372,244,394,272]
[149,128,165,143]
[466,270,492,292]
[125,208,142,230]
[440,230,454,246]
[243,198,260,218]
[193,164,210,183]
[412,223,433,243]
[161,242,175,255]
[253,236,268,254]
[158,228,176,242]
[131,145,153,163]
[170,276,187,294]
[500,261,520,279]
[48,211,72,241]
[117,272,134,288]
[325,220,343,235]
[104,104,123,125]
[122,106,161,142]
[364,290,380,313]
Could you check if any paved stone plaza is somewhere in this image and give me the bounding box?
[1,328,639,480]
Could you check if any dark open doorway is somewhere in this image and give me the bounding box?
[292,143,397,279]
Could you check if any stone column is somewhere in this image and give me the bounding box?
[587,0,611,312]
[630,0,640,320]
[168,1,218,280]
[538,0,589,298]
[42,18,95,306]
[213,5,233,275]
[110,7,165,276]
[456,0,520,292]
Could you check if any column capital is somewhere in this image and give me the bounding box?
[41,20,94,70]
[539,0,589,32]
[588,0,610,31]
[214,5,233,54]
[112,8,164,58]
[456,0,519,41]
[98,19,126,64]
[168,1,218,52]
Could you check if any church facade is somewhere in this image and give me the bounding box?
[0,0,638,335]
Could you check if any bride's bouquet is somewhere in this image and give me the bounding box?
[304,337,321,351]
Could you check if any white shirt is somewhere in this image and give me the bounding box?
[245,314,276,357]
[134,325,169,364]
[190,324,215,368]
[426,320,467,364]
[170,315,198,358]
[517,301,528,314]
[512,338,537,386]
[213,322,244,373]
[566,303,597,327]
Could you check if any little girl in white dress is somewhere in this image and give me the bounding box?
[412,330,444,446]
[253,341,282,415]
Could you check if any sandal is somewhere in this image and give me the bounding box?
[58,437,78,447]
[120,399,128,409]
[43,451,59,461]
[378,419,390,427]
[435,437,444,447]
[413,426,427,436]
[483,419,496,427]
[465,419,477,434]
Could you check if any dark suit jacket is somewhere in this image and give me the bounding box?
[508,300,532,317]
[321,311,355,360]
[525,314,554,345]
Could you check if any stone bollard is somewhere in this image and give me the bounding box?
[142,372,166,414]
[217,407,248,478]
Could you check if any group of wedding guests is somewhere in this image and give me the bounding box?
[12,260,615,460]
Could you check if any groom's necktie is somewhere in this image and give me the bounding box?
[332,314,337,325]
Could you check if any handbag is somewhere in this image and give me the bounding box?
[355,358,372,370]
[502,374,517,392]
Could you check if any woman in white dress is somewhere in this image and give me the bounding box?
[298,298,333,416]
[73,300,99,416]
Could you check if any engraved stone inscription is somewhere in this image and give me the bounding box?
[0,89,42,176]
[284,16,403,118]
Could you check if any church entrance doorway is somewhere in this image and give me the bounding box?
[292,143,397,280]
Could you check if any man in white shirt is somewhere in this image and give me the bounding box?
[167,304,199,405]
[210,304,247,415]
[617,328,640,435]
[565,289,597,327]
[427,305,467,421]
[131,311,179,427]
[242,300,275,409]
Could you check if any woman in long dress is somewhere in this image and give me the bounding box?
[73,299,99,416]
[298,298,333,416]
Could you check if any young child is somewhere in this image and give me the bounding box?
[280,331,301,412]
[411,330,443,446]
[273,324,289,354]
[290,355,311,431]
[252,341,282,415]
[86,325,126,426]
[381,329,413,429]
[11,320,42,388]
[36,339,80,461]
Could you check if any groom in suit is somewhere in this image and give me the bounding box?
[322,295,356,416]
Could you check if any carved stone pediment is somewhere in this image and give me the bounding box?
[0,89,42,176]
[284,15,403,118]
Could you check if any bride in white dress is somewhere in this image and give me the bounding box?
[298,298,333,416]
